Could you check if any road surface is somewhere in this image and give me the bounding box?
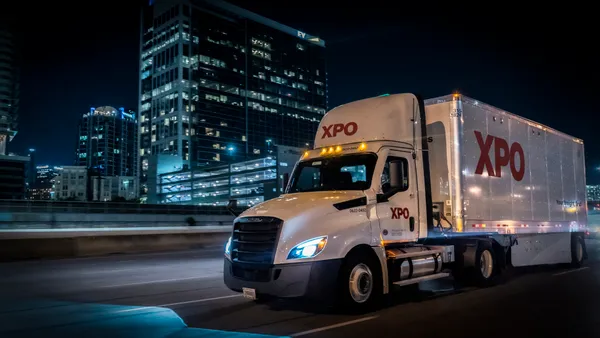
[1,241,598,337]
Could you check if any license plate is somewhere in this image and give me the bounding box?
[242,287,257,300]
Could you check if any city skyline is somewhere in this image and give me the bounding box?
[3,1,599,182]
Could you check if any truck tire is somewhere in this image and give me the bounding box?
[472,241,497,287]
[571,235,585,268]
[337,250,382,312]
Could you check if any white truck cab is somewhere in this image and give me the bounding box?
[224,93,587,310]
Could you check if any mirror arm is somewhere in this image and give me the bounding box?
[376,188,399,203]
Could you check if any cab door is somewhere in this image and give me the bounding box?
[375,150,418,243]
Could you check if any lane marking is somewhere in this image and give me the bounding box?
[113,294,243,313]
[553,267,589,276]
[289,316,378,337]
[98,276,211,288]
[157,294,243,307]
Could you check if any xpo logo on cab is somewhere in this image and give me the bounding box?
[321,122,358,139]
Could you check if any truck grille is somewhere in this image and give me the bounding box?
[231,216,282,265]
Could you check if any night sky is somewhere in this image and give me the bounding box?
[5,2,599,182]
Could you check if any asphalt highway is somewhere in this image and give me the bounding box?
[1,241,599,337]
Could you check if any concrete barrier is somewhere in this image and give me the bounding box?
[0,226,232,261]
[0,213,235,229]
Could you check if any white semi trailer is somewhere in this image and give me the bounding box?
[224,93,588,310]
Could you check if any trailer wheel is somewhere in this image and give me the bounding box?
[571,235,585,268]
[337,249,382,312]
[472,242,497,286]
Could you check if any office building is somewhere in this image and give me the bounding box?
[139,0,327,200]
[0,28,19,155]
[54,166,138,201]
[151,145,302,206]
[90,176,139,202]
[587,185,600,202]
[0,154,29,199]
[25,148,35,191]
[54,166,87,201]
[75,106,138,177]
[29,165,62,200]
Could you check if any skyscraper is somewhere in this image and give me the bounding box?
[75,106,138,177]
[30,165,62,200]
[139,0,327,197]
[0,28,19,155]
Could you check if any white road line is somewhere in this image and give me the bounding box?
[114,306,156,314]
[553,267,589,276]
[157,294,243,307]
[113,294,243,313]
[289,316,378,337]
[98,276,209,288]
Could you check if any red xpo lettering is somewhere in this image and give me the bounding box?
[474,130,525,181]
[321,122,358,139]
[390,207,410,220]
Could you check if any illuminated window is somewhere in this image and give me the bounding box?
[252,48,271,60]
[251,38,271,50]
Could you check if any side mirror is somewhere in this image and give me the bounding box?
[226,199,240,217]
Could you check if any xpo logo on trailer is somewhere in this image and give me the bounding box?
[321,122,358,139]
[474,130,525,181]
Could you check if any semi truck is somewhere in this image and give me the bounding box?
[223,93,588,310]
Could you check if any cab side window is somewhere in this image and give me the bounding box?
[381,156,409,194]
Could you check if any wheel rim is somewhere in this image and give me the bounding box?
[576,239,583,262]
[480,250,494,279]
[348,263,373,303]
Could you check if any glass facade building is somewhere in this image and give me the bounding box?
[75,106,138,177]
[151,145,302,207]
[139,0,327,200]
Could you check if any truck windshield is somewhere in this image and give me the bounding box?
[287,153,378,193]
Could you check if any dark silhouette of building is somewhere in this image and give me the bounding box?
[0,27,19,155]
[0,154,28,199]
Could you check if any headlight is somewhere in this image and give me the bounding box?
[225,236,232,256]
[287,236,328,260]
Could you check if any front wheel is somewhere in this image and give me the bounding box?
[337,251,382,312]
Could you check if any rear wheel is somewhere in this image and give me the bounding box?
[337,250,382,312]
[571,235,585,267]
[469,242,498,287]
[452,241,504,288]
